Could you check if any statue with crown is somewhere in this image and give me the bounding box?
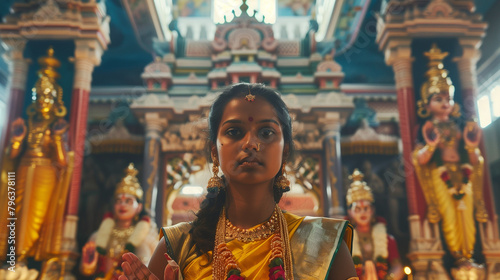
[80,163,157,280]
[0,48,74,280]
[412,44,488,274]
[346,169,404,280]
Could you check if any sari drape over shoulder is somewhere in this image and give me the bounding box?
[160,212,352,280]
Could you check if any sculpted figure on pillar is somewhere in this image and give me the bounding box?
[347,169,403,280]
[413,44,488,264]
[80,163,157,280]
[1,48,74,268]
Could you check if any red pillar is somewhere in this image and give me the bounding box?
[67,52,95,215]
[390,56,426,218]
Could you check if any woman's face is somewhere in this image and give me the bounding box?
[113,193,142,222]
[215,96,286,187]
[348,200,374,227]
[427,92,454,118]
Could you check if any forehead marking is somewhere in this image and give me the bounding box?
[248,117,254,122]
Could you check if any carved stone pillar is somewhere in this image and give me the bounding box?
[62,40,103,262]
[385,43,423,217]
[320,112,343,217]
[142,113,167,223]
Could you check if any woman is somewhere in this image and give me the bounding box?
[119,83,357,280]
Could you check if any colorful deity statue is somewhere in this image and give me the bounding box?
[413,44,488,264]
[0,48,74,267]
[347,169,403,280]
[80,163,157,280]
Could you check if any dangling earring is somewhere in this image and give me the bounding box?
[451,103,462,118]
[417,101,430,118]
[274,162,290,191]
[207,154,224,195]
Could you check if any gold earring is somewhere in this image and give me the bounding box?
[417,103,430,118]
[451,103,461,118]
[274,162,290,191]
[207,155,224,195]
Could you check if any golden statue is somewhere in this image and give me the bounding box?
[0,48,74,266]
[413,44,488,263]
[80,163,157,280]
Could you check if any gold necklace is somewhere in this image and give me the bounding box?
[225,208,279,242]
[213,205,294,280]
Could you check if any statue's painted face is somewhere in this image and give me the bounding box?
[113,193,142,222]
[348,200,374,227]
[427,92,454,118]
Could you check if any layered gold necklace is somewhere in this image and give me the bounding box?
[212,205,294,280]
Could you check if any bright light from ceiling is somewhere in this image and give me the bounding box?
[213,0,276,24]
[477,95,492,128]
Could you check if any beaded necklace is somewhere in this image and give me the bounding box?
[212,205,294,280]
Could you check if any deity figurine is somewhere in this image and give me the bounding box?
[1,48,74,265]
[347,169,403,280]
[80,163,157,280]
[413,44,488,264]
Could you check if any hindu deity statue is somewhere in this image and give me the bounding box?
[1,48,74,265]
[347,169,403,280]
[413,44,488,264]
[80,163,157,280]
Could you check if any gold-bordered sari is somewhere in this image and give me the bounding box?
[160,212,352,280]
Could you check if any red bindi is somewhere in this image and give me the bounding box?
[248,117,254,122]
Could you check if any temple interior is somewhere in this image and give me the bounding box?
[1,0,500,279]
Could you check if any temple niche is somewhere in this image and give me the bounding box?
[0,0,500,279]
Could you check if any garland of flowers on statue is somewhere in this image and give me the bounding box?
[430,130,472,201]
[352,222,389,280]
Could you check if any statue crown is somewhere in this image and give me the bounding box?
[115,163,143,201]
[418,43,455,105]
[346,169,374,207]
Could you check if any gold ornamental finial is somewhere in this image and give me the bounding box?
[38,47,61,80]
[417,43,457,118]
[114,163,143,201]
[346,169,374,207]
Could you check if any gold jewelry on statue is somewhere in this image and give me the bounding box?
[115,163,143,200]
[256,142,261,152]
[417,44,455,118]
[109,226,135,258]
[465,145,478,153]
[346,169,374,207]
[207,154,224,194]
[274,162,290,191]
[225,208,279,242]
[451,103,461,118]
[425,144,436,153]
[245,86,256,102]
[417,100,431,118]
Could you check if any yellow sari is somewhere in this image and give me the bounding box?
[161,212,352,280]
